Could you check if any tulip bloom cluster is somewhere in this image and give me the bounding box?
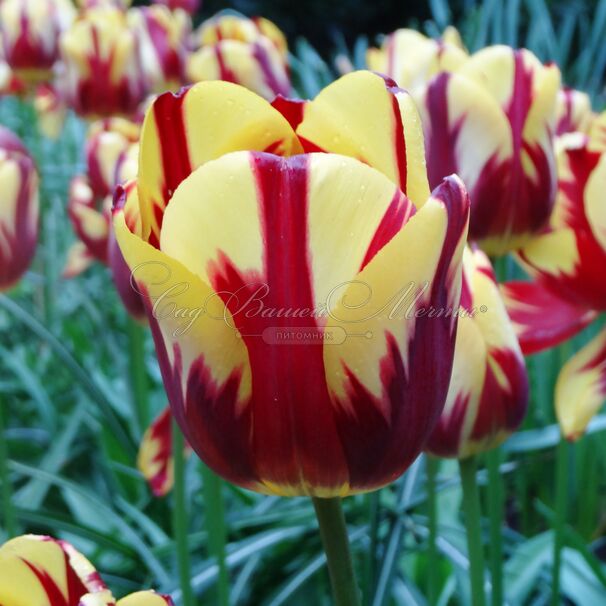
[0,127,39,291]
[0,535,172,605]
[0,1,292,119]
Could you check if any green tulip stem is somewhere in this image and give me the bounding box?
[552,437,569,606]
[0,395,16,538]
[427,455,439,605]
[201,464,229,606]
[487,448,503,606]
[459,456,487,606]
[313,496,361,606]
[172,418,195,606]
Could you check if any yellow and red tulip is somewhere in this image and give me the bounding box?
[555,86,593,136]
[416,45,560,255]
[66,175,111,265]
[86,117,140,199]
[195,14,288,57]
[60,7,147,118]
[0,534,173,605]
[113,71,470,497]
[128,5,191,94]
[426,248,528,458]
[503,134,606,439]
[138,405,191,496]
[367,27,468,92]
[0,126,39,291]
[188,13,289,100]
[152,0,201,14]
[0,0,75,84]
[515,135,606,315]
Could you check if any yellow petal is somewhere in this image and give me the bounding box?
[556,328,606,440]
[0,535,106,605]
[62,241,95,278]
[137,80,301,245]
[296,70,430,207]
[585,150,606,253]
[117,591,174,605]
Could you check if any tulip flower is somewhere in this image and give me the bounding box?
[0,126,39,291]
[152,0,201,14]
[87,117,140,198]
[195,14,288,57]
[138,405,191,496]
[555,86,593,136]
[128,5,191,94]
[67,175,111,265]
[416,45,560,255]
[367,27,468,92]
[64,118,145,319]
[0,534,173,605]
[113,71,469,497]
[60,7,148,118]
[0,0,75,84]
[426,248,528,458]
[188,13,290,100]
[502,133,606,439]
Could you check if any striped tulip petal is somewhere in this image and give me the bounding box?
[80,591,173,606]
[426,249,528,458]
[187,37,290,101]
[556,87,594,136]
[517,137,606,311]
[418,45,560,255]
[556,328,606,440]
[589,110,606,152]
[137,406,191,496]
[0,535,107,605]
[297,70,430,207]
[117,592,174,606]
[67,176,110,264]
[115,148,469,496]
[62,241,96,278]
[366,28,468,92]
[86,119,140,199]
[137,81,302,245]
[196,14,288,58]
[501,280,597,355]
[0,127,39,291]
